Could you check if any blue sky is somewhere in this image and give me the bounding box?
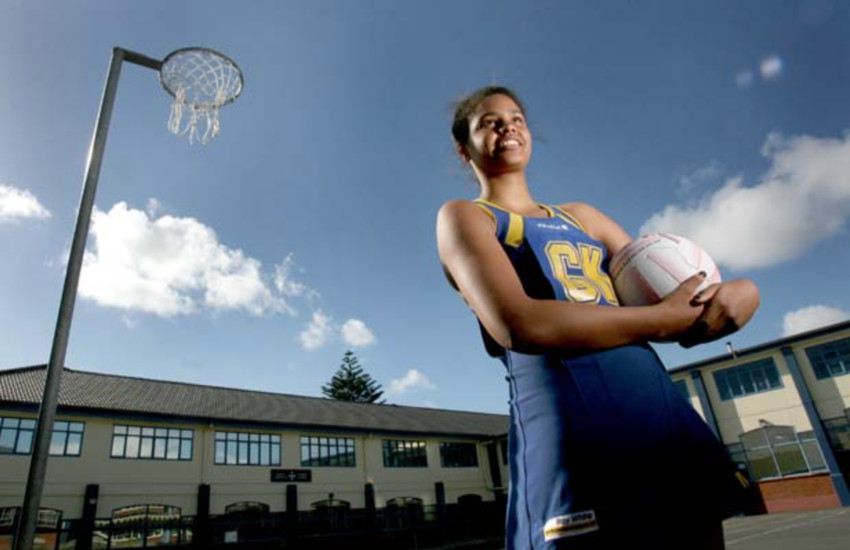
[1,0,849,414]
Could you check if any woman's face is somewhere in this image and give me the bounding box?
[462,94,532,176]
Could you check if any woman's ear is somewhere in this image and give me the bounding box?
[455,142,470,163]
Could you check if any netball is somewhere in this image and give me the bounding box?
[609,233,721,306]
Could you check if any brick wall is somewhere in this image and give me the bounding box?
[755,473,840,513]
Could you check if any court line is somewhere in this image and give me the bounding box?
[725,508,849,546]
[723,510,830,535]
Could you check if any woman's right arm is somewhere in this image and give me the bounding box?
[436,200,707,355]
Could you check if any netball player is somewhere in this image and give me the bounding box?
[436,87,759,549]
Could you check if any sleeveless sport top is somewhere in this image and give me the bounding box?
[474,199,620,357]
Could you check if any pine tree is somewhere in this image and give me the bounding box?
[322,350,385,403]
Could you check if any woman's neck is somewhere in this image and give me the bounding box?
[477,172,540,214]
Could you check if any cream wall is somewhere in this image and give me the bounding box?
[1,412,498,520]
[707,351,811,444]
[669,327,850,448]
[791,330,850,420]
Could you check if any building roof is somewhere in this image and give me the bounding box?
[668,319,850,374]
[0,366,509,439]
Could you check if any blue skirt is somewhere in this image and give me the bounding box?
[503,344,745,549]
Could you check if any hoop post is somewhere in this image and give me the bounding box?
[14,47,128,550]
[119,47,163,71]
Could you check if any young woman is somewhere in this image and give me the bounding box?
[437,87,760,549]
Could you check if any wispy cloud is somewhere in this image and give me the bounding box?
[641,132,850,271]
[760,54,783,81]
[341,319,375,347]
[299,310,333,350]
[782,305,849,337]
[79,201,308,317]
[388,369,437,395]
[298,313,377,351]
[0,183,51,223]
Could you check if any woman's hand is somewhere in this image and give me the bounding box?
[679,278,760,348]
[650,273,712,343]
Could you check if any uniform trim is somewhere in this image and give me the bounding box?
[472,201,497,224]
[550,205,587,232]
[473,199,525,248]
[543,510,599,541]
[505,213,524,248]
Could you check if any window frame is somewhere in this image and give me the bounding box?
[110,424,193,461]
[738,425,827,481]
[805,338,850,380]
[712,358,783,401]
[214,431,281,466]
[382,439,428,468]
[439,441,479,468]
[300,435,356,467]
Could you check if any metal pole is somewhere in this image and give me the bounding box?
[14,47,127,550]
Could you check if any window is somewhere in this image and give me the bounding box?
[300,436,355,467]
[215,432,280,466]
[500,438,508,465]
[50,422,85,456]
[110,505,182,548]
[806,338,850,379]
[673,380,689,400]
[713,359,782,401]
[0,416,84,457]
[224,502,269,518]
[738,425,827,480]
[440,442,479,468]
[111,425,193,461]
[382,440,427,467]
[823,417,850,452]
[0,417,36,455]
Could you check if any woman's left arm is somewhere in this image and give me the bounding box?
[564,201,761,348]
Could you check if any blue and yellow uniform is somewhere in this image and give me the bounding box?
[474,200,745,549]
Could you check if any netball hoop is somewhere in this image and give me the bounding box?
[159,47,244,144]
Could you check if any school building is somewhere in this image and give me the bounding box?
[0,367,510,548]
[1,319,849,547]
[669,319,850,513]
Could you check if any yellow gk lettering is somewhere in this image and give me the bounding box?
[544,242,619,304]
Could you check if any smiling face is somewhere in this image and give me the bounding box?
[460,93,532,177]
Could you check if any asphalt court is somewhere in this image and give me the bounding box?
[723,508,850,550]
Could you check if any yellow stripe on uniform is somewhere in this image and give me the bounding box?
[551,205,587,232]
[506,212,524,248]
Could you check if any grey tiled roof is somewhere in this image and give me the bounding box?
[0,366,508,439]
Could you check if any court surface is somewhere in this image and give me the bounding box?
[723,508,850,550]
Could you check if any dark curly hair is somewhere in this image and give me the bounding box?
[451,86,527,147]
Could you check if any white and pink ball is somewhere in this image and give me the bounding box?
[609,233,721,307]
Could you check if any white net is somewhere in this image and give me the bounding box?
[160,48,243,144]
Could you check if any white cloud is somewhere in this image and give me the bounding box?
[341,319,375,347]
[760,54,783,81]
[0,183,51,222]
[79,201,302,317]
[783,305,849,337]
[388,369,437,395]
[146,198,163,218]
[641,132,850,270]
[677,162,721,197]
[274,254,318,303]
[734,70,754,89]
[299,310,333,350]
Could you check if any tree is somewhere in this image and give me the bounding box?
[322,351,385,403]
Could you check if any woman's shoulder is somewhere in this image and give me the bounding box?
[554,201,632,252]
[555,201,601,218]
[438,199,494,221]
